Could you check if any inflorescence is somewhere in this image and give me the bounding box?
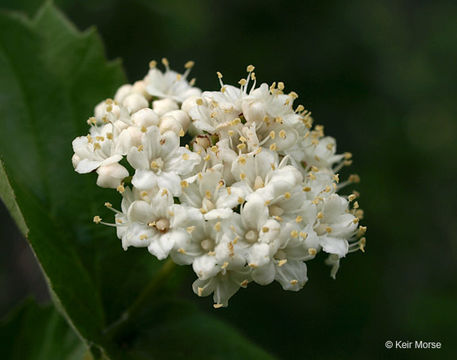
[72,59,366,308]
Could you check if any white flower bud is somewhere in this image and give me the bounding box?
[181,95,200,113]
[132,80,151,100]
[131,108,159,128]
[96,163,129,188]
[122,93,148,114]
[116,126,143,154]
[160,110,190,135]
[153,98,179,116]
[114,84,133,103]
[71,153,80,168]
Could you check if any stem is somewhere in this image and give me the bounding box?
[104,258,176,338]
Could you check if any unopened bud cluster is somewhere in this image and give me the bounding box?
[72,59,366,307]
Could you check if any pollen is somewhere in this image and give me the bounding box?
[93,216,102,224]
[308,248,317,256]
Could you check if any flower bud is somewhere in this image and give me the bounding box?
[132,80,152,100]
[96,163,129,188]
[114,84,133,103]
[153,98,179,116]
[160,110,190,135]
[131,108,159,128]
[122,93,148,114]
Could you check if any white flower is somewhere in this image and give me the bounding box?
[76,61,366,308]
[228,194,281,268]
[315,194,358,258]
[72,123,128,188]
[145,59,201,103]
[127,127,201,195]
[115,189,203,259]
[192,253,250,308]
[179,168,244,220]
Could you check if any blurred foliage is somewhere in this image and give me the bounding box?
[1,0,456,359]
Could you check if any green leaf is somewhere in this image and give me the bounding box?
[0,299,88,360]
[0,2,273,359]
[121,299,275,360]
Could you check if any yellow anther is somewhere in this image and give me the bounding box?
[303,186,311,192]
[278,259,287,267]
[284,192,291,199]
[204,154,211,161]
[344,152,353,159]
[93,216,102,224]
[180,180,189,188]
[269,130,276,139]
[262,226,269,233]
[237,143,246,150]
[221,261,229,269]
[226,187,232,195]
[239,136,247,143]
[238,156,246,164]
[359,237,366,252]
[326,227,332,233]
[290,230,298,238]
[269,143,277,151]
[117,185,125,193]
[239,78,247,86]
[161,189,169,196]
[213,303,223,309]
[333,174,340,183]
[246,65,255,72]
[279,130,286,138]
[140,234,148,240]
[186,226,195,233]
[104,202,112,208]
[93,143,101,150]
[161,57,169,67]
[184,60,195,69]
[296,215,303,223]
[196,98,203,105]
[290,279,298,285]
[317,212,324,219]
[308,248,317,256]
[278,82,285,90]
[237,197,244,204]
[149,60,157,68]
[240,279,249,287]
[182,153,189,160]
[217,71,223,79]
[240,173,247,180]
[299,232,308,239]
[197,287,204,296]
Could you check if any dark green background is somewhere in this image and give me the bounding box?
[1,0,456,359]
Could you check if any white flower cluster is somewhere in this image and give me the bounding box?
[72,59,366,308]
